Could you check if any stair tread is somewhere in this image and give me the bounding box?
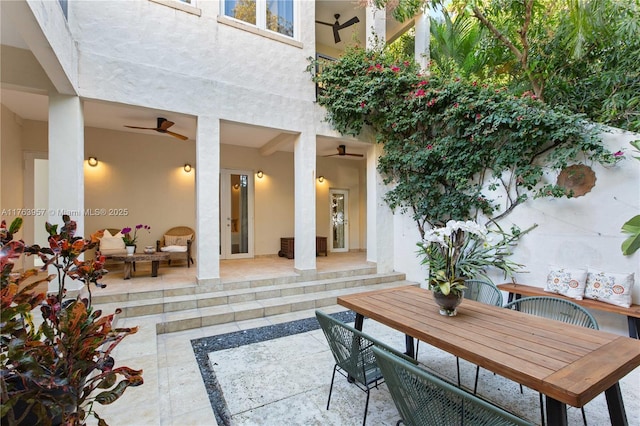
[158,280,416,321]
[93,271,407,309]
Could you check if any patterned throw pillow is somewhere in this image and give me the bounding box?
[584,268,635,308]
[544,266,588,300]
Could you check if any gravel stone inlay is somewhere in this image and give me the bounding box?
[191,311,355,426]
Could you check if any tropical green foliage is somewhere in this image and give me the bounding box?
[621,140,640,256]
[380,0,640,132]
[543,1,640,132]
[429,9,487,79]
[418,220,530,292]
[1,216,143,426]
[311,47,620,238]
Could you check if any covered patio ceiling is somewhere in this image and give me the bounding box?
[1,0,411,159]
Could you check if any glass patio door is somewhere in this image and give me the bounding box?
[330,189,349,252]
[220,169,254,259]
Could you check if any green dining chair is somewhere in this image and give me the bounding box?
[503,296,598,426]
[372,346,534,426]
[315,310,417,426]
[417,279,503,391]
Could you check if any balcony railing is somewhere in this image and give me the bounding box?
[314,53,336,99]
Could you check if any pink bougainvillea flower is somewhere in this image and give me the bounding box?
[614,151,624,157]
[360,102,366,108]
[391,66,400,72]
[427,144,433,150]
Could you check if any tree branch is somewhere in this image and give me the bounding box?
[471,5,523,61]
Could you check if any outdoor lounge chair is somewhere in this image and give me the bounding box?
[503,296,598,426]
[315,310,417,426]
[156,226,195,267]
[372,346,533,426]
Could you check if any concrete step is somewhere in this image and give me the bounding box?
[91,265,379,306]
[93,271,406,317]
[92,271,418,334]
[152,279,418,334]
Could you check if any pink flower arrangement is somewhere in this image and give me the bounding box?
[121,224,150,246]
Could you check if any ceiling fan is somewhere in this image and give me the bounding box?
[124,117,189,141]
[315,14,360,44]
[324,144,364,158]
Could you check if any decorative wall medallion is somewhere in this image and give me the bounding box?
[557,164,596,197]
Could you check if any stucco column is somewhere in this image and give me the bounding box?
[195,116,220,287]
[414,10,430,70]
[366,3,386,49]
[294,131,316,274]
[367,144,394,273]
[48,94,84,234]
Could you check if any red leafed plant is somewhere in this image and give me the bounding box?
[1,216,143,426]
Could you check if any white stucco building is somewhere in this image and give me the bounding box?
[1,0,638,335]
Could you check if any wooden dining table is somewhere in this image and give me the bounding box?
[337,285,640,426]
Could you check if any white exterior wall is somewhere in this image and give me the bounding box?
[70,1,316,126]
[395,129,640,335]
[20,0,78,94]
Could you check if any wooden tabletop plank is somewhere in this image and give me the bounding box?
[338,285,640,407]
[543,338,640,406]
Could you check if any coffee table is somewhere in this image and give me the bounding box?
[110,252,170,279]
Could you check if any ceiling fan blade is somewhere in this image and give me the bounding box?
[165,130,189,141]
[158,119,175,131]
[315,20,333,27]
[338,16,360,30]
[124,125,157,130]
[344,153,364,157]
[332,25,341,43]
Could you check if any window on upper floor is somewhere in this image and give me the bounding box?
[223,0,294,37]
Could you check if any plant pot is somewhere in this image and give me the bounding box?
[126,245,135,255]
[433,291,464,316]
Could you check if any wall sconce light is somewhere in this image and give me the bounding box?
[256,170,264,179]
[88,157,98,167]
[318,176,325,183]
[184,164,192,173]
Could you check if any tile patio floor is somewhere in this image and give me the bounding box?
[94,311,639,426]
[85,254,639,426]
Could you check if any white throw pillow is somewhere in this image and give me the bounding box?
[160,245,188,253]
[164,234,192,247]
[584,268,635,308]
[100,232,125,251]
[544,265,587,300]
